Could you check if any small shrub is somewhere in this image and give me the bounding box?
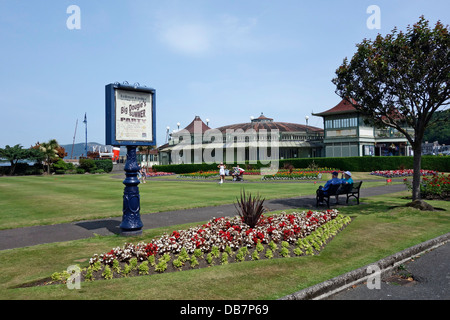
[268,240,277,251]
[148,255,156,267]
[211,246,220,258]
[112,260,121,273]
[280,247,290,257]
[221,252,229,265]
[138,261,149,275]
[173,258,183,269]
[190,256,199,268]
[193,249,202,258]
[129,258,138,270]
[293,248,303,256]
[256,241,264,252]
[102,266,113,280]
[234,190,266,228]
[206,253,213,265]
[79,158,96,173]
[84,267,94,281]
[122,264,132,277]
[155,260,167,273]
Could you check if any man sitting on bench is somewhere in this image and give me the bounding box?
[317,171,342,203]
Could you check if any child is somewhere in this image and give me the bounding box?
[218,162,226,184]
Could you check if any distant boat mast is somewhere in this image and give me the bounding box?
[71,119,78,159]
[83,113,87,156]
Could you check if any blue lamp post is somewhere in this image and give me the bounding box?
[120,146,143,235]
[105,82,156,236]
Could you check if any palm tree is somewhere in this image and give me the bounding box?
[39,139,60,174]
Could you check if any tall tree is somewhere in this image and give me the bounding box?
[36,139,61,174]
[0,144,43,175]
[332,16,450,200]
[0,144,27,175]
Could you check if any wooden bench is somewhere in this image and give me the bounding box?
[340,181,363,205]
[316,181,363,208]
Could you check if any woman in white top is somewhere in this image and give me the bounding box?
[218,162,226,184]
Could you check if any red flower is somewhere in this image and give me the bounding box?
[232,225,242,232]
[144,243,158,256]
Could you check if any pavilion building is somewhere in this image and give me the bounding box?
[312,99,413,157]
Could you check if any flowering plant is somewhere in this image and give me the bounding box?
[261,169,336,181]
[146,172,175,177]
[419,173,450,199]
[370,169,437,178]
[47,210,351,284]
[90,209,341,267]
[178,171,219,179]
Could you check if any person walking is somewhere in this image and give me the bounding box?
[139,167,147,184]
[218,162,226,184]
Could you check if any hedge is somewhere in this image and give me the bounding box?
[152,156,450,174]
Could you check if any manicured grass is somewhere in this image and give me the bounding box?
[2,172,443,300]
[1,189,449,300]
[0,173,391,229]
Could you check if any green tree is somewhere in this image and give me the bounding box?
[332,17,450,200]
[37,139,62,174]
[423,110,450,145]
[0,144,43,175]
[0,144,26,175]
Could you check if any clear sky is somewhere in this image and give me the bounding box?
[1,0,449,149]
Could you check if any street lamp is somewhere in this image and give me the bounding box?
[165,126,170,143]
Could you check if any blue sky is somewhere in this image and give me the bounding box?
[1,0,449,149]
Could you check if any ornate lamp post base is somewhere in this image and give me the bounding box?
[120,146,143,236]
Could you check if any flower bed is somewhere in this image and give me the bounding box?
[261,169,336,181]
[419,173,450,199]
[49,210,352,284]
[146,172,175,177]
[370,169,437,178]
[177,171,219,179]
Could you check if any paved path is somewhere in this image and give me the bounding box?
[0,183,406,251]
[325,240,450,300]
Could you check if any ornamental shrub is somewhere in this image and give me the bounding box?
[94,159,113,173]
[79,158,96,173]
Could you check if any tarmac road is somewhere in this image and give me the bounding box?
[326,240,450,300]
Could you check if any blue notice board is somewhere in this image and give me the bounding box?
[105,83,156,146]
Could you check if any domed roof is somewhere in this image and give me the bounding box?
[216,115,322,133]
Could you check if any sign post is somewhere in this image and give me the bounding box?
[105,82,156,236]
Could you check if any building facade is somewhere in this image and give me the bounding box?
[312,99,413,157]
[157,99,414,166]
[158,114,324,165]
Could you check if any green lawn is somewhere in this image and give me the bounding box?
[0,172,387,229]
[1,172,448,300]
